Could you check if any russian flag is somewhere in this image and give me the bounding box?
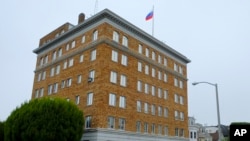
[145,10,154,21]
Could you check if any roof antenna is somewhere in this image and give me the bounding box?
[94,0,98,14]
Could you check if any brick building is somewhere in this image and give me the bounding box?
[31,9,191,141]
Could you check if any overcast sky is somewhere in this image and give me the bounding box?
[1,0,250,126]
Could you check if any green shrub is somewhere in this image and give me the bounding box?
[4,98,84,141]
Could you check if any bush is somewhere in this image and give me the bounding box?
[0,121,4,141]
[4,98,84,141]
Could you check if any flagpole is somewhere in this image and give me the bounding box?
[152,5,154,36]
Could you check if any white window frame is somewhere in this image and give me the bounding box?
[137,101,141,112]
[138,62,142,72]
[144,83,149,94]
[158,106,162,116]
[151,104,155,115]
[151,86,155,96]
[87,93,93,106]
[79,54,84,63]
[121,54,127,66]
[110,71,117,84]
[90,49,96,61]
[137,81,142,92]
[119,118,125,130]
[50,67,55,77]
[56,65,60,75]
[119,96,126,108]
[89,70,95,82]
[111,50,118,62]
[68,58,74,67]
[138,44,142,54]
[75,95,80,105]
[122,36,128,47]
[85,116,92,128]
[145,65,149,75]
[120,74,127,87]
[108,116,115,129]
[152,51,155,60]
[109,93,116,106]
[145,48,149,57]
[113,31,119,42]
[93,30,98,41]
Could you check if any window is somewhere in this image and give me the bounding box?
[79,54,84,63]
[179,80,183,89]
[158,106,162,116]
[93,30,98,41]
[90,49,96,61]
[87,93,93,106]
[164,73,168,82]
[56,65,60,75]
[151,124,155,134]
[122,36,128,47]
[174,63,178,72]
[50,67,55,77]
[137,81,142,92]
[89,70,95,82]
[179,129,184,137]
[120,75,127,87]
[174,94,179,103]
[121,54,127,66]
[77,75,82,84]
[37,73,41,82]
[151,104,155,115]
[108,116,115,129]
[158,88,162,98]
[66,78,72,87]
[164,90,168,99]
[42,71,46,80]
[164,108,168,117]
[158,71,162,80]
[194,132,197,138]
[68,58,74,67]
[53,83,58,93]
[152,51,155,60]
[113,31,119,42]
[61,80,65,88]
[111,50,118,62]
[145,48,149,57]
[180,96,184,105]
[164,126,169,136]
[110,71,117,84]
[39,88,44,97]
[158,55,161,64]
[58,48,62,57]
[180,112,184,121]
[40,57,44,66]
[158,125,162,135]
[109,93,116,106]
[35,89,39,98]
[75,95,80,105]
[63,61,67,69]
[179,66,183,75]
[138,62,142,72]
[151,86,155,96]
[138,44,142,54]
[136,121,141,132]
[81,35,85,43]
[164,57,167,66]
[66,43,70,51]
[71,40,76,48]
[119,96,126,108]
[44,55,48,64]
[137,101,141,112]
[175,111,179,120]
[145,65,149,75]
[144,103,148,113]
[119,118,125,130]
[190,131,193,138]
[85,116,92,128]
[48,84,53,95]
[144,122,148,133]
[52,51,57,60]
[144,83,149,94]
[175,128,179,136]
[151,68,155,77]
[174,78,179,87]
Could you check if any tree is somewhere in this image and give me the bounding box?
[4,98,84,141]
[0,121,4,141]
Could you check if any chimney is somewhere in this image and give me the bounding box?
[78,13,85,24]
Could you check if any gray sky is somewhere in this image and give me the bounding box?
[1,0,250,125]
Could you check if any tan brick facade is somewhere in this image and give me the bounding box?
[32,9,190,141]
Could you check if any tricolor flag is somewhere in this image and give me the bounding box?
[145,10,154,21]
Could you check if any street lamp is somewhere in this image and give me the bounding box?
[192,81,222,141]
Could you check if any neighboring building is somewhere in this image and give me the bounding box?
[31,9,191,141]
[188,117,212,141]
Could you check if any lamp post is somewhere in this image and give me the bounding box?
[192,81,222,141]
